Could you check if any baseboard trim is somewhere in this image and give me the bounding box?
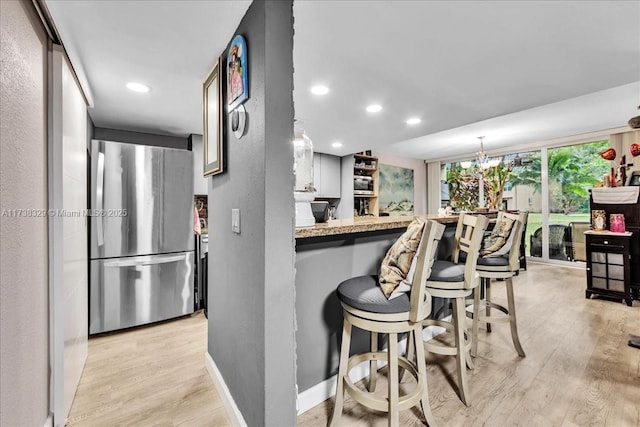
[296,319,450,415]
[204,352,248,427]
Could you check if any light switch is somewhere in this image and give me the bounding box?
[232,208,240,234]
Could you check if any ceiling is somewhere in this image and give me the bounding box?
[46,1,640,162]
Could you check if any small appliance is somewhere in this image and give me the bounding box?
[293,122,316,227]
[311,201,330,222]
[354,175,373,195]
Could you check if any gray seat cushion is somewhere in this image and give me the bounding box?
[428,260,465,282]
[477,255,510,267]
[337,275,410,313]
[455,251,509,267]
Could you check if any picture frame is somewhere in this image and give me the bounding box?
[227,34,248,112]
[203,59,223,176]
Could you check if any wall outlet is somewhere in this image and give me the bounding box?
[231,208,240,234]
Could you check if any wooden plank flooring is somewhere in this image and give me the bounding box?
[67,311,232,427]
[68,263,639,426]
[297,262,640,427]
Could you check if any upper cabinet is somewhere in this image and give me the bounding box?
[313,153,341,198]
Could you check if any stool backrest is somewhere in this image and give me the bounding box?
[498,211,528,272]
[452,213,489,289]
[409,220,446,322]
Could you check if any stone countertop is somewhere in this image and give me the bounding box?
[295,215,461,239]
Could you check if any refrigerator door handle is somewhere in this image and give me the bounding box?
[103,253,187,268]
[96,151,105,246]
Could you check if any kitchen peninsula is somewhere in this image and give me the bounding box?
[294,214,463,412]
[295,215,460,238]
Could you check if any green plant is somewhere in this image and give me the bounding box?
[482,158,513,210]
[509,141,609,214]
[447,163,480,211]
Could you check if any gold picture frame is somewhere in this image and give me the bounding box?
[203,59,223,176]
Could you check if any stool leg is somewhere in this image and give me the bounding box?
[506,277,526,357]
[330,318,352,427]
[453,297,471,406]
[388,333,399,427]
[369,332,378,391]
[471,286,480,358]
[485,278,492,333]
[461,297,475,371]
[406,330,415,363]
[400,330,415,382]
[413,325,436,426]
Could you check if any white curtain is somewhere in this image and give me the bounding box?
[426,161,442,214]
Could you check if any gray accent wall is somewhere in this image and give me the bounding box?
[207,1,295,426]
[295,231,403,391]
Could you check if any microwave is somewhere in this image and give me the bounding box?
[354,175,373,194]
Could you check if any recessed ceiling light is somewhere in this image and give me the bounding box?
[406,117,421,125]
[311,85,329,95]
[126,82,150,93]
[366,104,382,113]
[332,141,343,148]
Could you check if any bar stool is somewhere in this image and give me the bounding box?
[471,211,528,358]
[330,220,445,427]
[422,213,488,407]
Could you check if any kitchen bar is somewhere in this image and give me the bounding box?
[294,214,467,410]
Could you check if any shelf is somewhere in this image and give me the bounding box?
[353,151,379,217]
[354,154,378,161]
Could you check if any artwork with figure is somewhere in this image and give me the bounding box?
[227,35,248,111]
[379,164,414,216]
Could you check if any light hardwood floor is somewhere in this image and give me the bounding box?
[69,263,640,426]
[67,311,232,427]
[298,262,640,427]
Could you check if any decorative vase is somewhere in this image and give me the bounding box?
[592,210,606,231]
[610,214,626,233]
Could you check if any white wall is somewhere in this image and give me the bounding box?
[610,129,640,172]
[0,1,50,425]
[374,151,428,214]
[190,134,208,195]
[337,154,354,219]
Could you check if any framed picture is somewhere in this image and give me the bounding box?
[203,59,223,176]
[227,34,248,111]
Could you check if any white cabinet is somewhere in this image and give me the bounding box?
[313,153,341,198]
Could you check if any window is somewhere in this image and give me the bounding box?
[443,139,610,264]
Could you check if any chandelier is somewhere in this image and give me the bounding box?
[460,136,500,169]
[629,105,640,129]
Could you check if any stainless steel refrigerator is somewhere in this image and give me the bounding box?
[89,140,194,334]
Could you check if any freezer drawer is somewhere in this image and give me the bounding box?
[90,251,194,334]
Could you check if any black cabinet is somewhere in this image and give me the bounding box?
[588,190,640,304]
[585,231,633,306]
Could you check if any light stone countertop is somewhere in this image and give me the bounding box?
[295,215,461,239]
